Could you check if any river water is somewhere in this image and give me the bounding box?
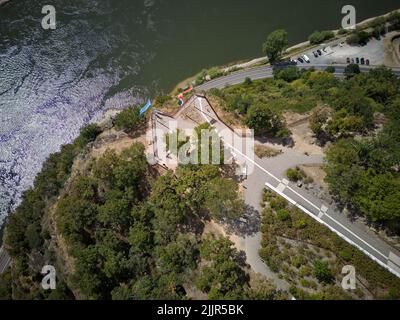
[0,0,399,226]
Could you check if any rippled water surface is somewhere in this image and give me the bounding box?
[0,0,399,225]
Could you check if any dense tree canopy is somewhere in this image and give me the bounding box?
[262,29,288,63]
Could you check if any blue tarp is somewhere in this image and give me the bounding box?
[140,99,152,115]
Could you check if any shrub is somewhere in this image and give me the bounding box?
[286,167,303,182]
[308,30,335,44]
[277,209,291,221]
[325,66,336,73]
[154,95,172,108]
[244,77,252,85]
[346,31,370,45]
[313,260,333,284]
[208,67,222,79]
[74,123,102,149]
[344,64,360,79]
[114,106,145,134]
[275,66,301,82]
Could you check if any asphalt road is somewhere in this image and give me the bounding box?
[195,64,400,91]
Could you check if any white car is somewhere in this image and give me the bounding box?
[302,54,310,63]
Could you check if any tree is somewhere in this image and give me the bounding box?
[309,107,329,136]
[205,177,245,221]
[262,29,288,63]
[197,237,247,299]
[0,271,12,300]
[128,221,152,254]
[274,66,301,82]
[344,64,360,79]
[353,172,400,223]
[324,139,363,203]
[245,103,289,137]
[155,234,198,275]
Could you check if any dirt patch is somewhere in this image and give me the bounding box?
[383,31,400,67]
[89,128,148,159]
[284,111,324,156]
[254,144,282,158]
[298,164,328,189]
[206,95,246,130]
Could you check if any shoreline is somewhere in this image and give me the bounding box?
[173,8,400,92]
[0,0,11,7]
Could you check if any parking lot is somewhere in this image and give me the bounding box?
[293,37,385,67]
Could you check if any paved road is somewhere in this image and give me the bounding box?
[190,95,400,279]
[0,246,11,274]
[196,64,400,91]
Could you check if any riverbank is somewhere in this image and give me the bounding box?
[174,8,400,91]
[0,0,11,7]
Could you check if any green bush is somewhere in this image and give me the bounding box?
[313,260,333,284]
[74,123,102,149]
[277,209,290,221]
[346,31,370,45]
[308,30,335,44]
[325,66,336,74]
[114,106,145,133]
[286,167,302,182]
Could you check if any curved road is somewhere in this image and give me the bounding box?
[196,64,400,91]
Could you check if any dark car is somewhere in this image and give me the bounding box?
[298,57,304,63]
[366,59,370,65]
[346,57,351,64]
[317,49,322,55]
[356,57,360,64]
[361,58,365,65]
[313,51,318,58]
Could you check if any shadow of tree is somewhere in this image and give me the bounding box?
[224,204,261,237]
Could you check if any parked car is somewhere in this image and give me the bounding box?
[298,57,304,63]
[322,47,328,52]
[339,42,345,47]
[302,54,310,63]
[361,58,365,65]
[351,58,355,63]
[356,57,360,64]
[366,59,370,66]
[317,49,322,55]
[346,57,351,64]
[313,51,318,58]
[290,59,298,65]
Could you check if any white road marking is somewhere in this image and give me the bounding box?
[388,261,400,274]
[277,183,286,192]
[389,252,400,267]
[282,179,289,186]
